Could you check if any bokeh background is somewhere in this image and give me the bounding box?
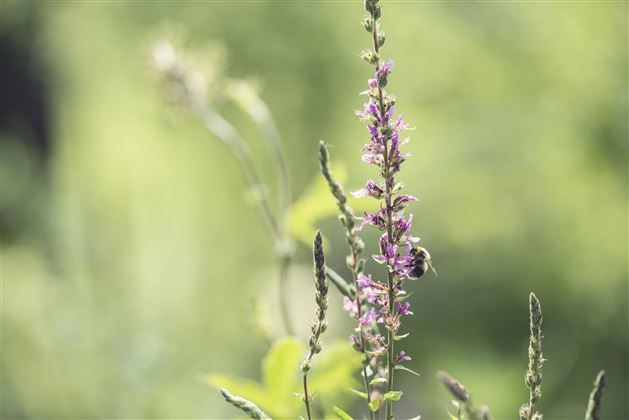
[1,1,627,419]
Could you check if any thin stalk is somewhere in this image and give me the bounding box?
[192,101,294,335]
[278,253,295,335]
[245,96,292,223]
[303,370,313,420]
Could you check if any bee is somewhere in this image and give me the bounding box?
[408,246,437,279]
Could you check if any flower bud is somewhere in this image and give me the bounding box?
[301,362,311,373]
[377,32,386,47]
[362,16,374,32]
[360,49,379,65]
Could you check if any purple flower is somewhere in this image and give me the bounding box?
[352,179,384,199]
[395,301,413,316]
[360,210,386,230]
[374,233,414,277]
[360,309,378,326]
[368,78,378,89]
[376,59,394,82]
[355,101,378,121]
[394,350,412,366]
[357,273,373,288]
[343,296,358,318]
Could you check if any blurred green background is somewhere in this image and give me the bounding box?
[1,1,627,419]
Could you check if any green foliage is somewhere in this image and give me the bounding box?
[383,391,403,401]
[394,364,420,376]
[333,406,354,420]
[207,338,361,418]
[289,165,372,247]
[368,399,381,412]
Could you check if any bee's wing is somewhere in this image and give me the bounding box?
[427,259,438,276]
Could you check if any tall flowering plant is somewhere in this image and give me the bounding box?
[352,0,425,418]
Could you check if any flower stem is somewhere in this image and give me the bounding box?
[303,370,312,420]
[370,19,397,420]
[193,102,295,335]
[279,253,294,335]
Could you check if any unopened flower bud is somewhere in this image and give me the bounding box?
[301,362,311,373]
[362,16,374,32]
[360,49,379,65]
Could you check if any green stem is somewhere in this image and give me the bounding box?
[279,253,294,335]
[303,371,312,420]
[193,102,295,335]
[370,20,397,420]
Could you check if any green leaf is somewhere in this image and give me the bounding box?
[408,416,421,420]
[262,338,304,399]
[447,411,460,420]
[369,399,381,412]
[308,342,361,403]
[326,266,356,299]
[394,365,420,376]
[370,377,388,385]
[208,338,361,418]
[207,338,305,418]
[333,406,354,420]
[383,391,403,401]
[348,388,369,400]
[394,292,414,302]
[289,164,373,247]
[394,333,410,341]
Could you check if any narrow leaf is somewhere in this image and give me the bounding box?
[394,333,410,341]
[447,412,460,420]
[326,266,356,299]
[333,406,354,420]
[219,388,271,420]
[370,377,388,385]
[383,391,403,401]
[395,365,420,376]
[348,387,369,400]
[369,399,381,412]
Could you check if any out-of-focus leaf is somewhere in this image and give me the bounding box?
[394,333,410,341]
[208,338,359,418]
[207,338,305,418]
[370,377,388,385]
[369,399,381,412]
[394,364,420,376]
[383,391,403,401]
[348,388,369,400]
[333,406,354,420]
[308,341,361,404]
[289,164,373,247]
[206,375,268,410]
[262,337,303,401]
[326,266,356,299]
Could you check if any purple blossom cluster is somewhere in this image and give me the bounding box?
[342,55,421,393]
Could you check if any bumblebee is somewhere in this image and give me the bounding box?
[408,246,437,279]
